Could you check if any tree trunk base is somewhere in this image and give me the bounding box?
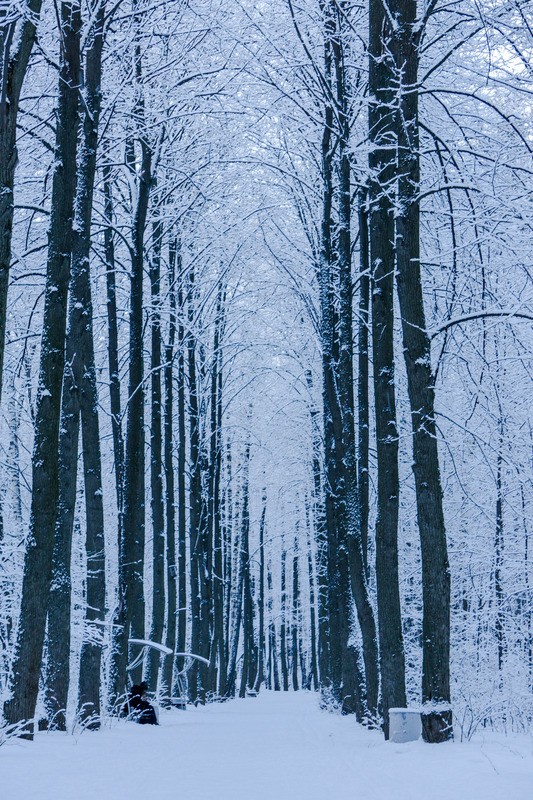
[422,710,453,743]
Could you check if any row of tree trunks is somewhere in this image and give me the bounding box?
[366,0,452,741]
[331,6,379,720]
[3,0,82,735]
[316,1,379,720]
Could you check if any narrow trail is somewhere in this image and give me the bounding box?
[2,692,531,800]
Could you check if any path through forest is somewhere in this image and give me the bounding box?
[2,692,532,800]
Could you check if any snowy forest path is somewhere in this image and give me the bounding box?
[2,691,532,800]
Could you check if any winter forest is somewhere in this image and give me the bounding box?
[1,0,532,796]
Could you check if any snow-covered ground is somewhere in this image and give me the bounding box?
[2,691,532,800]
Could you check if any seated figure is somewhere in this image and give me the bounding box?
[124,681,158,725]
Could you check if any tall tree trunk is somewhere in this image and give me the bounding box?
[102,159,124,516]
[213,298,227,695]
[318,8,340,703]
[207,286,225,694]
[254,493,266,692]
[175,263,187,686]
[267,562,281,691]
[196,344,213,700]
[368,0,407,737]
[162,236,177,700]
[0,0,43,405]
[44,358,80,730]
[225,444,250,697]
[73,0,107,732]
[280,546,289,692]
[3,0,81,735]
[391,2,452,742]
[103,158,126,711]
[187,268,202,702]
[238,470,253,698]
[318,5,369,715]
[291,534,300,692]
[357,193,370,576]
[305,506,319,690]
[45,2,107,730]
[145,213,165,692]
[112,31,152,695]
[223,442,233,671]
[305,369,329,685]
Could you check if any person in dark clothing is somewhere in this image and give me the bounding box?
[124,681,158,725]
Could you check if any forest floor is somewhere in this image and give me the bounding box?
[1,691,532,800]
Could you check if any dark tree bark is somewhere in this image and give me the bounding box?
[224,523,243,697]
[317,6,342,705]
[187,268,206,702]
[336,45,379,723]
[225,444,250,697]
[291,535,300,692]
[70,0,107,731]
[162,236,178,700]
[0,0,43,405]
[3,0,81,735]
[223,442,233,672]
[175,262,187,686]
[207,286,226,695]
[357,194,370,577]
[45,2,107,730]
[316,4,369,716]
[254,493,266,692]
[305,369,329,685]
[238,470,254,698]
[44,357,80,731]
[320,2,379,718]
[280,546,289,692]
[368,0,407,738]
[145,213,166,692]
[266,562,281,691]
[214,355,226,695]
[111,32,152,695]
[305,505,319,690]
[390,1,452,742]
[196,343,213,699]
[495,425,504,672]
